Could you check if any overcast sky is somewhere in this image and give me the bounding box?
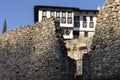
[0,0,105,33]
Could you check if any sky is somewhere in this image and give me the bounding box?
[0,0,105,33]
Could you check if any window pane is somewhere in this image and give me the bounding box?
[66,30,70,35]
[51,11,55,17]
[90,22,94,28]
[83,22,87,28]
[56,12,60,17]
[42,16,47,20]
[90,16,93,21]
[61,17,66,23]
[63,29,71,35]
[62,12,66,17]
[56,17,60,22]
[74,16,80,21]
[68,12,72,17]
[83,16,87,21]
[42,11,47,16]
[84,32,88,37]
[73,31,79,38]
[74,22,80,27]
[67,17,72,24]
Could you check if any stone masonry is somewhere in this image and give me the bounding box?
[65,36,92,78]
[84,0,120,80]
[0,18,76,80]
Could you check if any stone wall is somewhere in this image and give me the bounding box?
[0,18,76,80]
[84,0,120,80]
[65,36,93,79]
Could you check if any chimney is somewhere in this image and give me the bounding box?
[97,6,100,10]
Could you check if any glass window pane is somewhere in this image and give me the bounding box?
[84,31,88,37]
[90,22,94,28]
[74,16,80,21]
[90,16,93,21]
[74,22,80,27]
[83,16,87,21]
[73,31,79,38]
[56,17,60,22]
[42,11,47,16]
[67,17,72,24]
[63,29,71,35]
[42,16,47,20]
[68,12,72,17]
[56,12,60,17]
[51,11,55,17]
[83,22,87,28]
[62,12,66,17]
[61,17,66,23]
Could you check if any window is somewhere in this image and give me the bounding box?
[67,17,72,24]
[74,16,80,21]
[42,11,47,16]
[90,22,94,28]
[61,17,66,23]
[62,12,66,17]
[63,29,71,35]
[56,12,60,22]
[51,11,55,17]
[83,22,87,28]
[68,12,72,17]
[73,31,79,38]
[56,12,60,17]
[83,16,87,21]
[84,31,88,37]
[67,12,72,24]
[56,17,60,22]
[74,22,80,27]
[42,11,47,20]
[90,16,93,21]
[42,16,47,20]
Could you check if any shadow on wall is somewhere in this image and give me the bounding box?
[51,19,77,80]
[82,53,91,80]
[71,53,91,80]
[55,19,77,80]
[67,57,76,80]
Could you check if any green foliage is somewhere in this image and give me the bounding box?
[2,19,7,33]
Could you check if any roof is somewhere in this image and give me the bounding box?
[34,5,99,12]
[34,5,80,11]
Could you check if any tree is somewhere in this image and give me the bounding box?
[2,19,7,33]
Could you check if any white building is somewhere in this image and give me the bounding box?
[34,5,99,39]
